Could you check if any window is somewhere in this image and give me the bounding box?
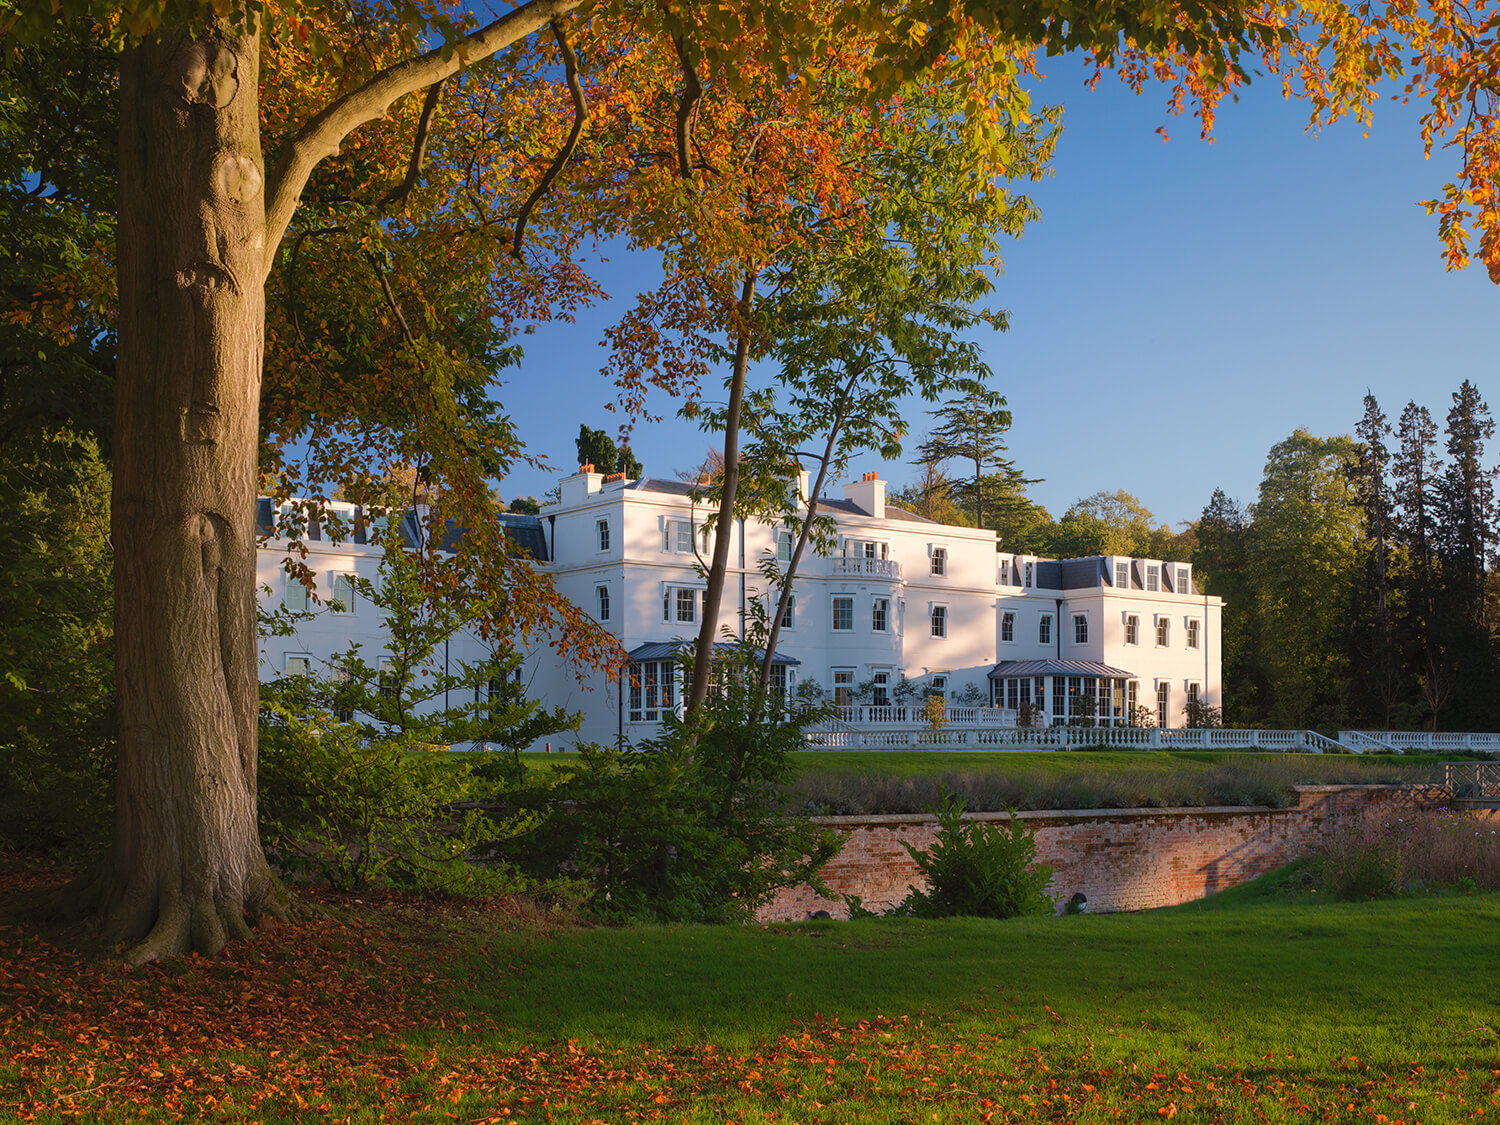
[1177,567,1190,593]
[931,605,948,637]
[1187,681,1201,706]
[1001,611,1015,642]
[1038,614,1052,645]
[285,578,309,612]
[1156,617,1170,647]
[379,657,397,699]
[931,547,947,576]
[664,520,695,553]
[331,573,356,613]
[663,587,700,623]
[778,594,796,630]
[998,559,1010,586]
[596,518,610,551]
[777,531,793,562]
[1156,682,1170,728]
[872,597,889,632]
[771,663,795,703]
[1186,618,1200,649]
[1073,614,1088,644]
[1024,562,1034,588]
[833,669,855,707]
[1125,615,1139,645]
[285,654,311,678]
[1115,561,1130,589]
[596,585,610,621]
[846,539,887,559]
[872,671,891,707]
[832,595,854,631]
[1127,680,1139,719]
[1146,564,1160,592]
[334,665,353,722]
[627,660,676,722]
[931,675,947,696]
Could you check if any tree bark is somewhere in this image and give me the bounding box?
[99,23,293,964]
[685,271,757,727]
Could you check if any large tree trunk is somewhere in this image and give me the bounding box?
[97,22,293,964]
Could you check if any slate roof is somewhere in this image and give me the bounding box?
[627,640,800,665]
[257,499,548,561]
[988,659,1137,680]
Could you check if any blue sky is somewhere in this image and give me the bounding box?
[493,59,1500,530]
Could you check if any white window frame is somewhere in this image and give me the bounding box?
[1072,613,1088,645]
[998,558,1010,585]
[1024,562,1034,588]
[845,538,889,560]
[776,530,793,562]
[1186,618,1201,649]
[1038,613,1052,645]
[674,587,697,624]
[1146,564,1160,592]
[931,675,948,696]
[1001,611,1015,643]
[1186,680,1201,706]
[1156,681,1170,727]
[284,653,312,677]
[1115,561,1129,589]
[871,670,892,707]
[330,572,356,613]
[379,656,397,699]
[285,576,309,613]
[832,668,856,707]
[596,585,611,622]
[871,597,890,633]
[930,546,948,576]
[1156,616,1170,647]
[931,603,948,638]
[596,518,610,552]
[778,593,796,630]
[1177,567,1191,593]
[627,660,676,723]
[1125,614,1139,645]
[663,519,697,554]
[832,595,855,632]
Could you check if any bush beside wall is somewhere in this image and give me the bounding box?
[760,785,1493,920]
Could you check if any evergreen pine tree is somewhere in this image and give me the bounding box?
[1391,401,1446,729]
[912,392,1014,531]
[1345,392,1401,727]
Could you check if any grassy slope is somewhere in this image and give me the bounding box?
[11,861,1497,1123]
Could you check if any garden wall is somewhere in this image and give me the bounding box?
[760,785,1478,921]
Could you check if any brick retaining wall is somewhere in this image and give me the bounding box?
[760,784,1452,921]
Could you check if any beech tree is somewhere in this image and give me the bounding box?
[7,0,1500,963]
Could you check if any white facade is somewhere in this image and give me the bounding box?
[255,470,1223,746]
[535,468,1222,745]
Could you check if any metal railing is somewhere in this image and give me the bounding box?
[802,724,1346,752]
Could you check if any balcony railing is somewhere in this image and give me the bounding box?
[829,557,902,580]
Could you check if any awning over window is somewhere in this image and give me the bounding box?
[627,640,800,666]
[987,659,1136,680]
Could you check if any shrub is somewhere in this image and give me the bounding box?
[259,697,516,894]
[506,631,842,923]
[898,794,1055,919]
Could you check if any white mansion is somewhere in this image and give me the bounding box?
[256,465,1222,747]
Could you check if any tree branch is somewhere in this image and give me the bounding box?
[673,36,703,179]
[365,251,426,371]
[512,20,588,260]
[263,0,584,280]
[378,79,445,212]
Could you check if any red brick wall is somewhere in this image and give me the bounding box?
[760,785,1451,921]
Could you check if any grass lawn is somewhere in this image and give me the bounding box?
[5,857,1499,1123]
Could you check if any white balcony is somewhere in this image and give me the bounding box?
[829,557,902,580]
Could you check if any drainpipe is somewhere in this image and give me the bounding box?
[738,516,746,640]
[1055,598,1063,658]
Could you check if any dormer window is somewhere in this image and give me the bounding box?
[1177,566,1191,593]
[1024,562,1033,588]
[998,558,1010,586]
[1146,564,1160,592]
[1115,561,1129,588]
